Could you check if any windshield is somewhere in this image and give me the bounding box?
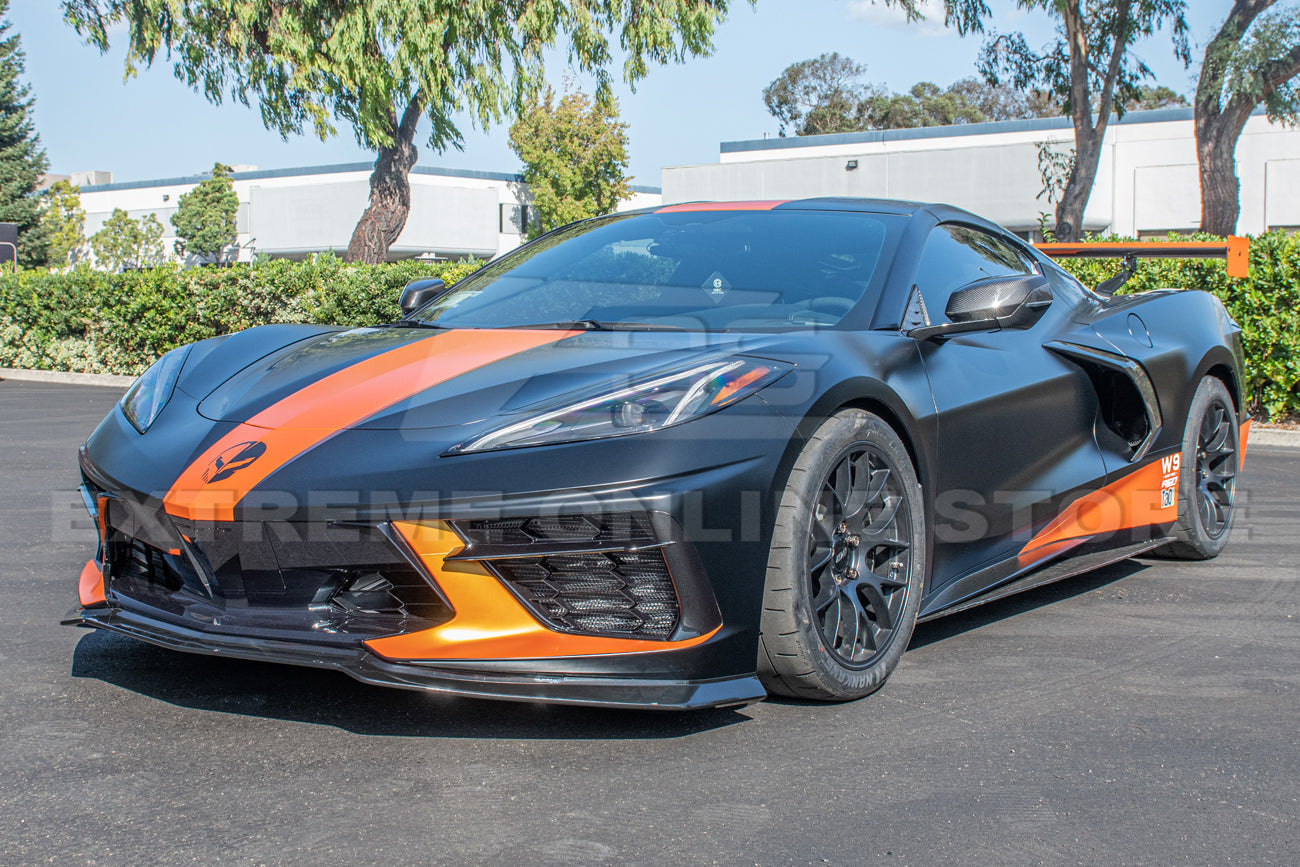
[413,209,905,331]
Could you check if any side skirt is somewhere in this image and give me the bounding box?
[917,537,1171,623]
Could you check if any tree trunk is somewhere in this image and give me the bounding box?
[1196,109,1252,237]
[1051,0,1131,243]
[1054,130,1100,242]
[345,96,423,264]
[1194,1,1279,237]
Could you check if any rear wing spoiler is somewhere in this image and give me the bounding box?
[1035,237,1250,294]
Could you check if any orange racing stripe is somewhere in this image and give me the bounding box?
[164,330,574,522]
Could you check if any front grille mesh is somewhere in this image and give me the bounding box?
[96,503,453,641]
[454,512,680,640]
[111,535,446,622]
[491,550,679,638]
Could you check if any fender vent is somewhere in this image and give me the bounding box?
[1090,367,1151,449]
[1046,340,1162,461]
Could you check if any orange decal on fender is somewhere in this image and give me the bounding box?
[1239,419,1251,471]
[365,522,718,661]
[164,330,574,522]
[1022,455,1180,555]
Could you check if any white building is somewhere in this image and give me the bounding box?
[78,163,662,264]
[662,108,1300,239]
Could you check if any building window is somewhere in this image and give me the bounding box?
[500,203,530,235]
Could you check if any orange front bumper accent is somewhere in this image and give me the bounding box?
[78,559,105,607]
[364,522,718,662]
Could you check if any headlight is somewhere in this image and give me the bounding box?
[120,345,191,433]
[447,357,793,454]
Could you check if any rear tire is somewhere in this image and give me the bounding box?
[758,409,925,701]
[1159,377,1240,560]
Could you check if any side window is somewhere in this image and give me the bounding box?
[913,224,1034,322]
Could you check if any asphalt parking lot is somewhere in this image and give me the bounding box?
[2,379,1297,865]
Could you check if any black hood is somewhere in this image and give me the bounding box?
[189,325,784,432]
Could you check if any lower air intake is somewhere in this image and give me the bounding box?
[490,549,680,639]
[330,568,448,621]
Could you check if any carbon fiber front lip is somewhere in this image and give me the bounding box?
[63,606,766,711]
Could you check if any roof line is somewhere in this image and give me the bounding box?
[78,162,661,195]
[720,106,1267,154]
[80,162,522,192]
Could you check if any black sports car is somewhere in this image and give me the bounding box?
[67,199,1249,709]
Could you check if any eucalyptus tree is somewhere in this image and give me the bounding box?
[63,1,745,263]
[1196,1,1300,236]
[866,1,1190,242]
[979,1,1190,241]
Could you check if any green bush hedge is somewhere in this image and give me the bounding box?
[0,254,484,377]
[1,234,1296,419]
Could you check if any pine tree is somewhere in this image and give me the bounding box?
[40,180,85,267]
[171,163,239,265]
[0,1,48,267]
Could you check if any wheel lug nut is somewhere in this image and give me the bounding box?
[845,568,858,580]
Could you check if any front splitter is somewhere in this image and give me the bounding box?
[64,606,766,711]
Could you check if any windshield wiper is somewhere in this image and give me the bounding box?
[523,320,690,332]
[387,320,447,329]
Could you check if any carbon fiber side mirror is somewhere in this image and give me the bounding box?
[399,278,447,318]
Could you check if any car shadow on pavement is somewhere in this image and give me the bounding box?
[69,630,749,738]
[907,558,1148,650]
[68,561,1154,723]
[764,561,1148,707]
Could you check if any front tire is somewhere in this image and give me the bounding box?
[1160,376,1240,560]
[758,409,925,701]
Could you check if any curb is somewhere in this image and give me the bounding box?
[0,367,136,388]
[1250,428,1300,449]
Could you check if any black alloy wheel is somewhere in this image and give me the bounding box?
[1193,396,1238,539]
[807,444,914,668]
[759,409,925,701]
[1162,376,1240,560]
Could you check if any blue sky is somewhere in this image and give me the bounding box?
[11,1,1235,187]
